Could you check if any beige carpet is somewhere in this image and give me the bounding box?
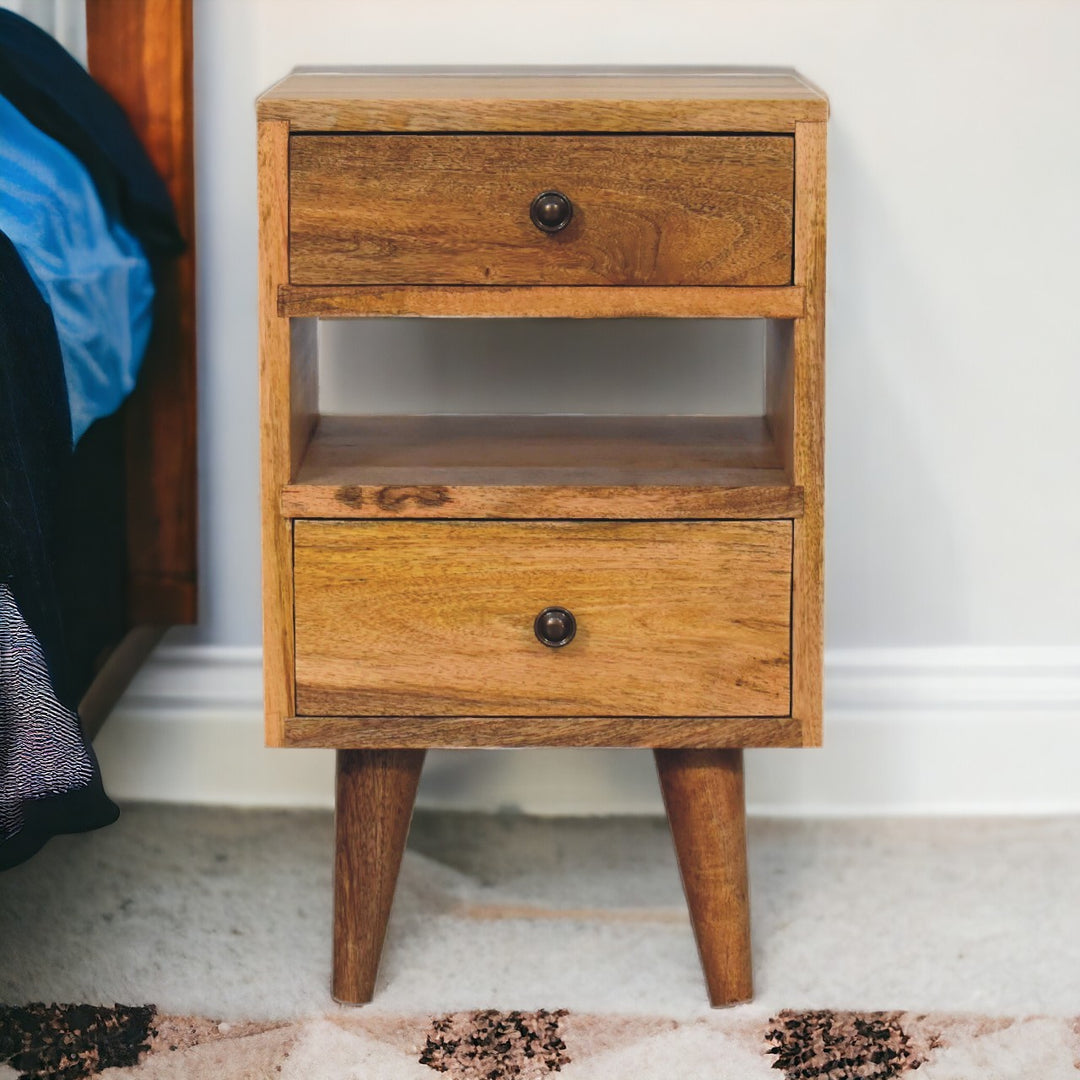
[2,806,1079,1078]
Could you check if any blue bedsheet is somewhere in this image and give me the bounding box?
[0,92,154,444]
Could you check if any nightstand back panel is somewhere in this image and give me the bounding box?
[293,520,792,718]
[289,135,794,287]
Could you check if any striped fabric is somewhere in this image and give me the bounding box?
[0,583,94,845]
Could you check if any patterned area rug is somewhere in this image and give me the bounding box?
[4,809,1080,1078]
[3,1003,1079,1079]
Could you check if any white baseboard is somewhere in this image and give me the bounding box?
[93,644,1080,817]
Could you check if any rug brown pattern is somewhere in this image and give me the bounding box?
[766,1010,934,1079]
[0,1003,155,1080]
[420,1009,570,1079]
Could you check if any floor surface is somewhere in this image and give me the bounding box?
[1,806,1078,1022]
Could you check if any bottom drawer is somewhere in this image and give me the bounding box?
[293,520,792,718]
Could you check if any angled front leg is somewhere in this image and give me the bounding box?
[333,748,425,1004]
[655,748,752,1007]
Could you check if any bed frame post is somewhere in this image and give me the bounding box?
[76,0,197,736]
[86,0,197,628]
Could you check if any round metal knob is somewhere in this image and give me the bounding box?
[534,606,576,647]
[530,190,573,233]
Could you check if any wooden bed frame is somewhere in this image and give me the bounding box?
[76,0,197,737]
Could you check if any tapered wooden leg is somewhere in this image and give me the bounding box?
[655,748,752,1007]
[333,748,425,1004]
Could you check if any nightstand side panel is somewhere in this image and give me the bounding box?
[259,119,318,746]
[792,120,827,746]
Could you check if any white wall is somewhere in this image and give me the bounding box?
[107,0,1080,814]
[5,0,87,60]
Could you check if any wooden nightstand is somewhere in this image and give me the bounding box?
[256,67,827,1007]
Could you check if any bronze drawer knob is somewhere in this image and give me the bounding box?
[534,606,576,647]
[530,190,573,233]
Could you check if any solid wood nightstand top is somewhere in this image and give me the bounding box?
[256,66,828,132]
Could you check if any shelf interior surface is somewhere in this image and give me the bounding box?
[292,413,788,488]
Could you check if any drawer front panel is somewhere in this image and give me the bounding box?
[289,135,794,287]
[293,520,792,718]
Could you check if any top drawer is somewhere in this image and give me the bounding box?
[288,135,794,287]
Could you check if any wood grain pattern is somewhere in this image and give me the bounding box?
[278,284,806,320]
[257,68,829,132]
[655,749,752,1006]
[285,715,803,750]
[283,415,802,520]
[289,320,319,476]
[289,135,793,287]
[791,122,827,747]
[764,320,795,477]
[86,0,197,625]
[287,484,802,522]
[294,520,792,718]
[334,749,425,1004]
[259,120,317,745]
